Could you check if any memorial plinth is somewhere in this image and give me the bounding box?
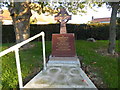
[52,34,76,57]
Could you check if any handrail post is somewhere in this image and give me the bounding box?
[15,48,23,88]
[42,32,46,70]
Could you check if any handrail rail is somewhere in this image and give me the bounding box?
[0,31,46,88]
[0,31,44,57]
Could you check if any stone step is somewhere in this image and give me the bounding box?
[49,55,78,61]
[47,61,80,67]
[47,56,81,67]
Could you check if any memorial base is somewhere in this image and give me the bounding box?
[47,55,81,67]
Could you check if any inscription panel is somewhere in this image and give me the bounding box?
[52,34,76,57]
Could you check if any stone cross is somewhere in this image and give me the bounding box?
[54,7,71,34]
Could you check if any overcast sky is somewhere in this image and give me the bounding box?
[68,4,112,24]
[2,3,115,24]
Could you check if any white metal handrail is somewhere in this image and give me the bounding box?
[0,31,46,88]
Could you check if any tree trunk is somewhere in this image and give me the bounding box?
[108,3,119,54]
[8,2,32,48]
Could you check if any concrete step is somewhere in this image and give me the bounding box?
[47,56,81,67]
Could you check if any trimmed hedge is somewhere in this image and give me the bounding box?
[2,23,120,43]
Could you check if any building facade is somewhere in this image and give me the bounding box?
[91,17,110,23]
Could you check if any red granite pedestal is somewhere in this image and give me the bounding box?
[52,33,76,57]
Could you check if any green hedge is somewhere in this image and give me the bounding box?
[2,24,120,43]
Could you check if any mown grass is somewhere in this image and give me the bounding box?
[1,41,51,89]
[76,40,118,88]
[0,40,118,89]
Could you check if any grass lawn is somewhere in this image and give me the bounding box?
[0,40,118,89]
[76,40,118,88]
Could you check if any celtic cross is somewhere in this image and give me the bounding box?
[54,7,71,34]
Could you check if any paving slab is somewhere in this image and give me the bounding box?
[23,66,97,89]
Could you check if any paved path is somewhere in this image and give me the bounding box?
[24,67,97,88]
[24,57,97,89]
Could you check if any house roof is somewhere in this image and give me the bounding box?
[92,17,110,23]
[0,9,12,20]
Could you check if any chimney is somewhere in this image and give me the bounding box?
[92,16,94,20]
